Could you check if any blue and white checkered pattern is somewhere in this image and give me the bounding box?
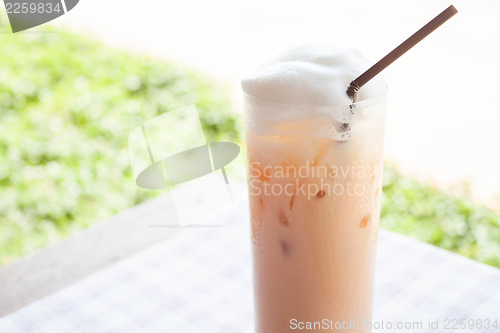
[1,200,499,333]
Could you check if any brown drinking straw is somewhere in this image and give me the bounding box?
[346,5,458,102]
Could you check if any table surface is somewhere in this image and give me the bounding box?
[1,197,500,333]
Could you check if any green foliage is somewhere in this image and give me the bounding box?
[0,27,241,265]
[382,164,500,268]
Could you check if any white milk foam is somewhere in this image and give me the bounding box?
[241,44,386,107]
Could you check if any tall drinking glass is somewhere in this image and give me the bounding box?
[244,93,387,332]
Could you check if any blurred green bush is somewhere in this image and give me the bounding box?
[0,22,498,269]
[0,25,241,265]
[382,164,500,268]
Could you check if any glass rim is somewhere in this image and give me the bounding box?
[243,88,387,111]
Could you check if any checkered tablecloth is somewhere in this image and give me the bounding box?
[1,198,499,333]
